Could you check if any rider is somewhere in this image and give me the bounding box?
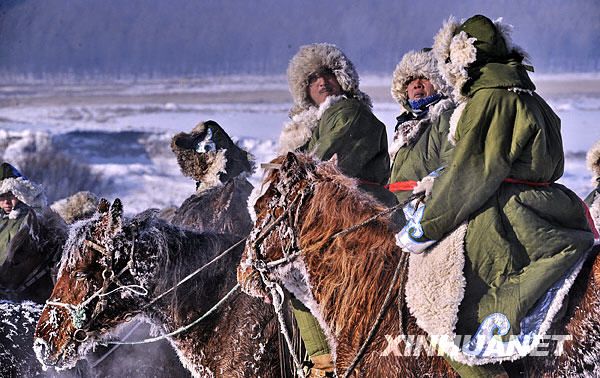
[396,15,596,377]
[388,48,455,220]
[276,43,396,376]
[0,162,53,302]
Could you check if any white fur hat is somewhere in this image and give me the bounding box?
[391,49,452,107]
[587,140,600,179]
[287,43,371,116]
[0,162,46,208]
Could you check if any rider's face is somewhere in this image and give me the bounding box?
[0,192,19,214]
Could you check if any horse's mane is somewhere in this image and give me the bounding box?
[269,154,402,340]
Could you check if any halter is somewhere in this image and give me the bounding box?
[45,233,148,342]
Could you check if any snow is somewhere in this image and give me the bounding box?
[1,74,599,214]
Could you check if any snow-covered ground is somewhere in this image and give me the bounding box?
[1,74,599,214]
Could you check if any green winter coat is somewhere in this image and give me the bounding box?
[419,61,595,338]
[389,108,454,205]
[305,97,397,207]
[0,210,30,267]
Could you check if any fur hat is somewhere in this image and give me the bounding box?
[171,120,255,192]
[0,162,46,209]
[391,49,452,108]
[587,140,600,180]
[287,43,371,116]
[50,191,99,224]
[432,15,530,102]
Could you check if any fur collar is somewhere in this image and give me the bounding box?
[448,101,467,146]
[277,95,345,154]
[390,97,454,155]
[196,150,228,193]
[2,204,27,220]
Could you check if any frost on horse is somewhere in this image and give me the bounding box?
[238,152,600,377]
[34,199,280,378]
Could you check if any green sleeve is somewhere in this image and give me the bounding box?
[420,93,536,240]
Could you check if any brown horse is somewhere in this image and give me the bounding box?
[34,199,280,377]
[238,152,600,377]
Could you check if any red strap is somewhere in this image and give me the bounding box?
[502,178,551,187]
[385,180,418,192]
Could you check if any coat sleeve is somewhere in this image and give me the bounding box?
[420,92,536,240]
[311,103,390,183]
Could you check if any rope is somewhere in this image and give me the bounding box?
[90,321,143,368]
[343,252,409,378]
[145,236,247,308]
[107,284,240,345]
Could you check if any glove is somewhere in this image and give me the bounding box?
[396,200,436,254]
[413,166,445,198]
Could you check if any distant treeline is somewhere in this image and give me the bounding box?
[0,0,598,77]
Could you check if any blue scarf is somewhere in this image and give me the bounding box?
[408,93,443,112]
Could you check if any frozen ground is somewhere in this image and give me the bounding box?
[1,74,599,214]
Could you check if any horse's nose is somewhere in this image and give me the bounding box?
[33,338,55,366]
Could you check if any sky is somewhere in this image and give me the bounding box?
[0,0,598,78]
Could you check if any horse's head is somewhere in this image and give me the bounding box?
[171,120,255,191]
[238,152,346,300]
[34,198,155,369]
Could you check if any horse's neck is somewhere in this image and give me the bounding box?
[292,188,402,366]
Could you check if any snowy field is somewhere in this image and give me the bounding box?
[1,73,599,214]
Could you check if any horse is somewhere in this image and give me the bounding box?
[238,152,600,377]
[168,120,254,237]
[33,198,280,378]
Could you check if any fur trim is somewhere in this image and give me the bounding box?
[390,98,455,155]
[406,222,593,365]
[433,16,531,102]
[405,223,467,350]
[196,150,227,192]
[7,206,26,220]
[508,87,533,95]
[448,101,467,146]
[51,191,99,224]
[590,197,600,235]
[277,95,345,154]
[492,18,531,64]
[0,177,46,209]
[391,50,452,106]
[587,140,600,179]
[287,43,371,116]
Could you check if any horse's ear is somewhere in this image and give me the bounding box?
[108,198,123,236]
[328,153,339,166]
[283,152,301,171]
[97,198,110,214]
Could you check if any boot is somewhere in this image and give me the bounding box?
[306,353,335,377]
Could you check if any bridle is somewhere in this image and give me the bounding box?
[45,230,147,343]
